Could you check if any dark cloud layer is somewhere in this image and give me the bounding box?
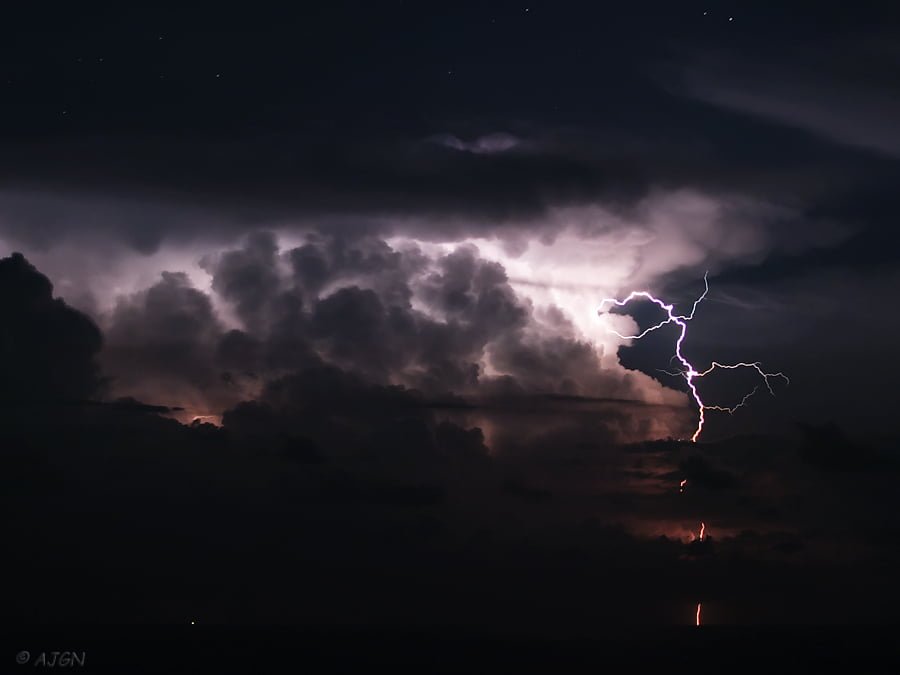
[95,233,667,429]
[4,253,900,631]
[0,5,896,282]
[676,35,900,159]
[0,252,104,403]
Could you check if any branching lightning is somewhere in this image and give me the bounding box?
[598,272,789,442]
[598,273,786,625]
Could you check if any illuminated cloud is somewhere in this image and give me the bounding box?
[0,181,823,446]
[432,132,523,154]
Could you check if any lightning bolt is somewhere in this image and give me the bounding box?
[688,522,706,542]
[598,274,785,625]
[598,272,788,442]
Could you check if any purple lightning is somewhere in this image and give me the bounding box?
[598,272,788,442]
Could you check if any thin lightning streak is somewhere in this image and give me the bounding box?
[704,386,759,414]
[598,272,787,442]
[696,362,789,396]
[679,479,687,493]
[692,521,708,627]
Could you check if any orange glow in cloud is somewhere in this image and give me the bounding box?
[163,411,223,427]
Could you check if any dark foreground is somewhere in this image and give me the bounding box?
[4,625,899,674]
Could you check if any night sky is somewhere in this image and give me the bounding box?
[4,0,900,658]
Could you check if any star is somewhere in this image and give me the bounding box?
[729,16,734,21]
[216,73,221,78]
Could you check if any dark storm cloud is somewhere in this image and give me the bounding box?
[223,233,691,409]
[204,233,482,390]
[102,269,241,412]
[0,123,845,255]
[677,455,737,490]
[0,252,104,402]
[224,363,490,469]
[0,3,890,291]
[0,133,615,248]
[4,253,900,630]
[488,331,606,396]
[93,229,695,444]
[0,188,225,254]
[205,230,282,328]
[5,3,900,635]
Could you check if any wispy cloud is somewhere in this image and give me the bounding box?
[431,132,523,154]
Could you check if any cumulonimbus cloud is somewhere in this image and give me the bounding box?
[0,180,842,442]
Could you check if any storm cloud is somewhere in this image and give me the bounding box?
[3,3,900,643]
